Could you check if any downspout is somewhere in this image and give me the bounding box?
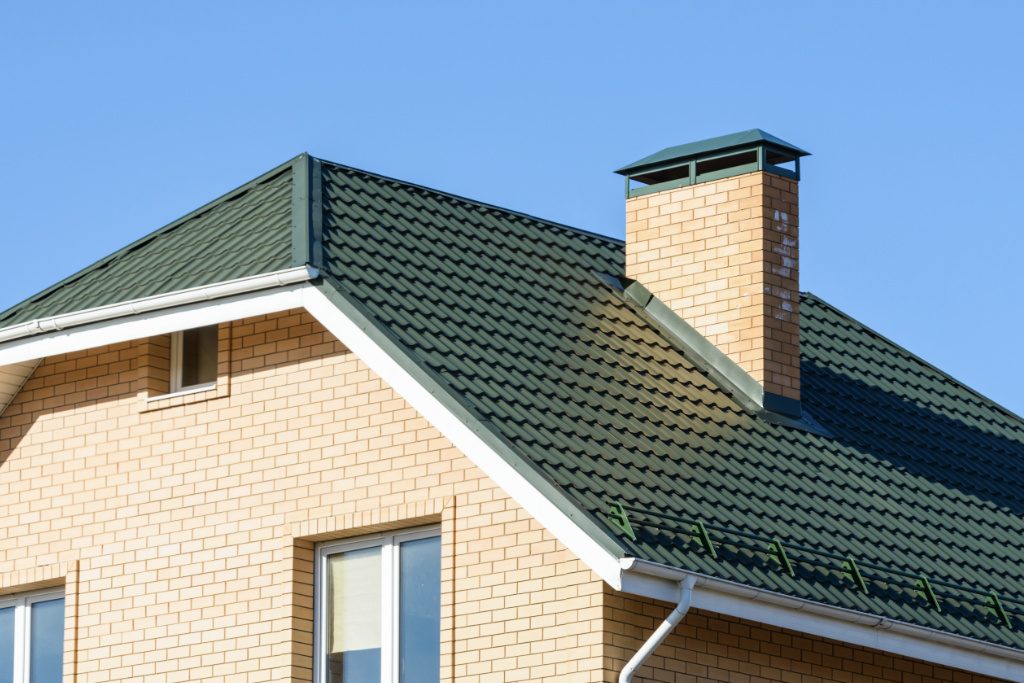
[619,575,697,683]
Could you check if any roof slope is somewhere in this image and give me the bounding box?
[317,160,1024,652]
[0,160,296,326]
[2,154,1022,653]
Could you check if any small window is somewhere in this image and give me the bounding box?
[170,325,218,393]
[0,589,65,683]
[315,528,441,683]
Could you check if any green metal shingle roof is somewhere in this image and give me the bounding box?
[2,153,1022,653]
[0,159,297,326]
[316,160,1024,652]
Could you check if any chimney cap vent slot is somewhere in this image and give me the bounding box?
[616,129,810,197]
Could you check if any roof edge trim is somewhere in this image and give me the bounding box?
[304,278,627,580]
[0,266,318,345]
[0,155,303,325]
[621,558,1024,678]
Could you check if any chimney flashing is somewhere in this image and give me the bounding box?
[618,278,823,430]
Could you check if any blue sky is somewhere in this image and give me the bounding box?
[2,2,1022,414]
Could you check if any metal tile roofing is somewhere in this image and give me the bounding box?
[2,154,1022,652]
[0,161,295,327]
[318,160,1024,652]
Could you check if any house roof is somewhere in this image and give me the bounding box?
[2,154,1023,655]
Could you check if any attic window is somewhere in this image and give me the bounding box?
[170,325,218,392]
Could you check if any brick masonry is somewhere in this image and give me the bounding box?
[625,171,801,400]
[0,308,1005,681]
[0,310,604,683]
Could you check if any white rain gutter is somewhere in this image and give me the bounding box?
[0,266,318,343]
[620,558,1024,681]
[619,575,696,683]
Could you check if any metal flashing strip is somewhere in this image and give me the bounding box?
[290,153,325,270]
[620,559,1024,681]
[618,278,824,431]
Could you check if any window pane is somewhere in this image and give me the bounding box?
[180,325,218,388]
[327,547,381,683]
[29,598,64,683]
[0,606,13,683]
[398,536,441,683]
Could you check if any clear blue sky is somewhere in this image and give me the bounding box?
[2,2,1022,414]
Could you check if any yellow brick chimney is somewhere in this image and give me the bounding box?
[616,130,809,414]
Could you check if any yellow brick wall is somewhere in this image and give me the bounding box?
[0,309,605,683]
[602,589,1004,683]
[625,171,801,400]
[0,308,1007,682]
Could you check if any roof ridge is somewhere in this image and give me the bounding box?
[313,156,625,249]
[802,291,1024,429]
[0,155,301,324]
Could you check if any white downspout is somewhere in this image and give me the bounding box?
[619,575,697,683]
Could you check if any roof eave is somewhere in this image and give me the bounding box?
[620,557,1024,680]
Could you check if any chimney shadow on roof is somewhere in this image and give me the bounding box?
[802,358,1024,519]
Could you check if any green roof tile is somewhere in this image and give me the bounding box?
[0,159,298,326]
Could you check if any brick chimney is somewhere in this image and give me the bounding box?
[616,130,809,414]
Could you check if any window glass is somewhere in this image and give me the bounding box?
[398,536,441,683]
[179,325,218,388]
[28,599,63,683]
[0,606,13,683]
[327,547,382,682]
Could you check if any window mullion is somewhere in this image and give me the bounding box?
[15,598,26,683]
[169,331,183,393]
[382,534,397,683]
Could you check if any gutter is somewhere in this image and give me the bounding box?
[620,558,1024,675]
[619,575,696,683]
[0,266,318,344]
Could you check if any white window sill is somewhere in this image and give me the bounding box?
[147,382,217,402]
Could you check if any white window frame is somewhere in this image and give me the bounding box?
[168,327,217,394]
[313,525,441,683]
[0,587,65,683]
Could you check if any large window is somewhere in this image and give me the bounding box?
[169,325,218,393]
[315,528,441,683]
[0,589,64,683]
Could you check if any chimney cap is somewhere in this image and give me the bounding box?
[615,129,810,177]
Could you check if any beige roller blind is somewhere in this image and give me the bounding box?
[327,546,382,654]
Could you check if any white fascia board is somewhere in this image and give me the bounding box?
[0,266,316,345]
[300,286,625,589]
[0,284,308,367]
[620,559,1024,681]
